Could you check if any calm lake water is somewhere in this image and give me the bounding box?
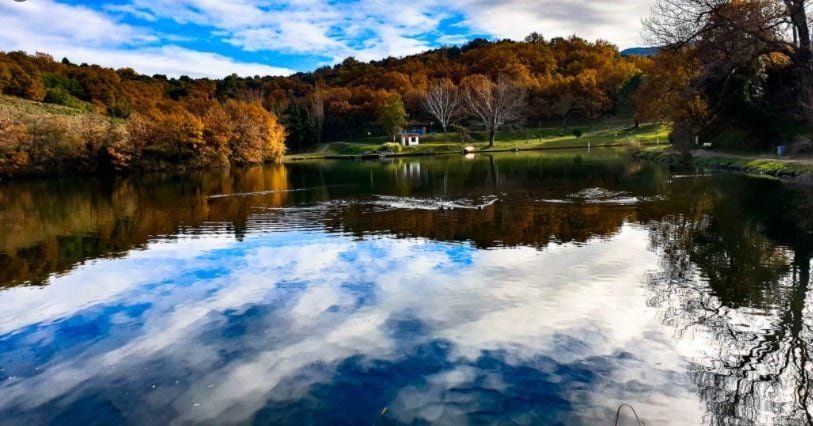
[1,150,812,425]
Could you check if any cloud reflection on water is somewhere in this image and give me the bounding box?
[0,223,702,424]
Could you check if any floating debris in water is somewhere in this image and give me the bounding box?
[368,195,498,211]
[207,188,311,199]
[539,187,665,205]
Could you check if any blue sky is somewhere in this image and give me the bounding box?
[1,0,653,78]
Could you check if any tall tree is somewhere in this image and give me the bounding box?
[375,92,407,141]
[422,79,459,133]
[635,48,709,149]
[285,102,319,152]
[461,74,526,147]
[645,0,812,118]
[225,100,286,164]
[311,81,325,143]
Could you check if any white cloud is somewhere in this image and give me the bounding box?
[104,4,158,22]
[4,0,653,76]
[0,0,293,77]
[124,0,443,60]
[66,46,294,78]
[451,0,651,48]
[116,0,652,66]
[0,0,155,47]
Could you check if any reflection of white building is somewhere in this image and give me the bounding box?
[397,162,421,181]
[400,133,420,146]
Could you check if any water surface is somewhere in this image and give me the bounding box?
[1,150,812,425]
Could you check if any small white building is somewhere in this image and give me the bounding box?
[400,133,420,146]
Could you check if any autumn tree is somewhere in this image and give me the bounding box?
[461,74,526,147]
[125,111,157,164]
[0,61,12,95]
[225,100,286,164]
[645,0,812,121]
[0,108,31,174]
[375,92,407,141]
[0,58,45,101]
[202,102,234,158]
[635,49,709,151]
[422,79,459,132]
[160,107,205,162]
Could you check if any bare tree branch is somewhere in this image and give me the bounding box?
[421,79,459,133]
[461,74,526,147]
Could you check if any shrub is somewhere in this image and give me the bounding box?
[44,87,87,110]
[379,142,402,153]
[0,110,31,174]
[572,129,583,138]
[451,124,469,143]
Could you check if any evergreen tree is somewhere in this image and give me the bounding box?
[285,102,319,152]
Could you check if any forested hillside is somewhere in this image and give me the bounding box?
[0,35,648,177]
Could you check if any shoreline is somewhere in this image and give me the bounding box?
[285,141,662,162]
[633,148,813,185]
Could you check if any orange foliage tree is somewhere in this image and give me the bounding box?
[225,100,286,164]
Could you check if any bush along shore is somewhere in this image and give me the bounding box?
[633,147,813,185]
[0,94,286,179]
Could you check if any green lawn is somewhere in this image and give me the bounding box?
[288,122,671,160]
[694,155,813,176]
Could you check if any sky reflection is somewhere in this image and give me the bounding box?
[0,223,702,425]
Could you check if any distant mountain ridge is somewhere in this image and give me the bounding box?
[621,47,659,57]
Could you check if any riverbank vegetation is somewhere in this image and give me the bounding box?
[0,35,648,177]
[0,50,287,177]
[635,145,813,184]
[0,94,285,177]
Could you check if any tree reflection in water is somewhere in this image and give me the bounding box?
[647,176,813,425]
[0,151,660,288]
[3,152,813,424]
[0,165,291,287]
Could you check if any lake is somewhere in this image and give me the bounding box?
[0,150,812,425]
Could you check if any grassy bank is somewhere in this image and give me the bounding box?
[632,145,687,164]
[634,145,813,184]
[287,122,670,160]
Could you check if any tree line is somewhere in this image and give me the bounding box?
[0,35,648,176]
